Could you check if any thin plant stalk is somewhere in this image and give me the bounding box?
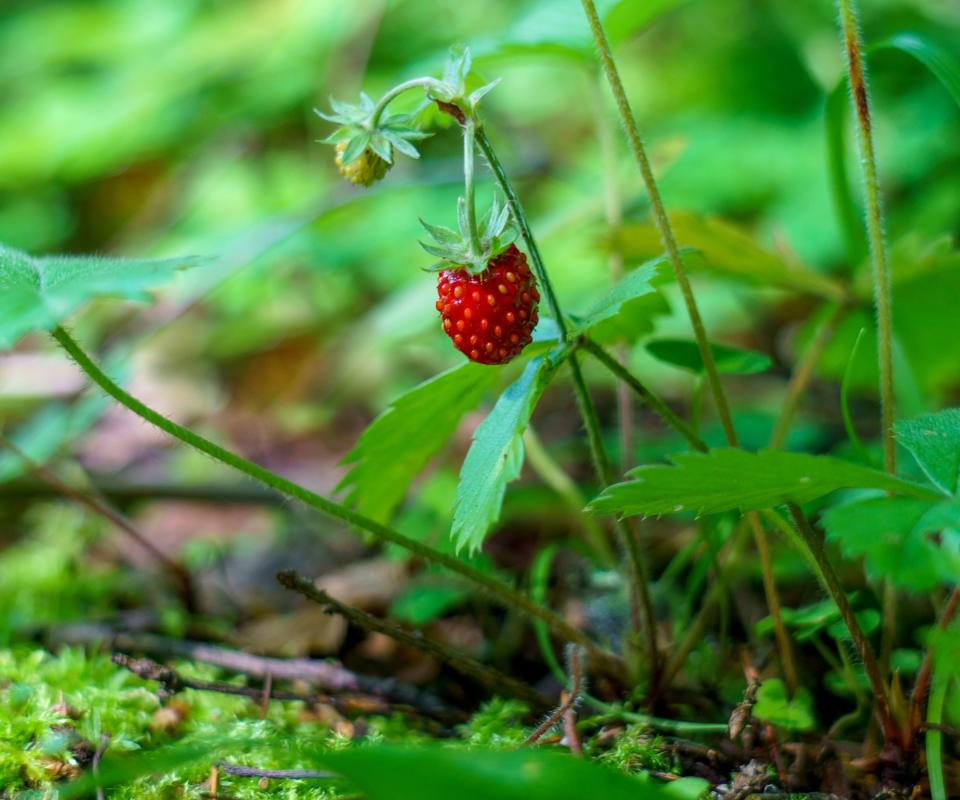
[835,0,896,476]
[579,0,809,695]
[51,326,625,680]
[462,116,483,257]
[836,0,899,682]
[787,502,900,747]
[926,671,950,800]
[475,126,659,678]
[368,77,445,127]
[580,0,737,448]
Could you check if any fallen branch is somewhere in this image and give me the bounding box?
[112,654,387,718]
[278,569,550,709]
[91,632,451,718]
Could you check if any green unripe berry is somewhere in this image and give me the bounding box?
[335,141,390,187]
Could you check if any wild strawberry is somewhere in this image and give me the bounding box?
[436,245,539,365]
[318,93,430,188]
[334,141,390,187]
[421,193,540,365]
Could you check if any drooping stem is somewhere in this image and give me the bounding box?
[51,326,624,680]
[462,116,483,258]
[835,0,895,475]
[580,0,737,448]
[579,337,706,453]
[475,126,658,678]
[368,77,446,128]
[786,502,900,747]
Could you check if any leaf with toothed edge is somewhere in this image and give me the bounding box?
[0,243,204,350]
[590,449,939,519]
[451,351,564,552]
[895,408,960,496]
[338,362,499,524]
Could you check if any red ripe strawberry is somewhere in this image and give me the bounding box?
[436,244,539,365]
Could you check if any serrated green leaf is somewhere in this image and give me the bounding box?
[822,496,960,592]
[339,364,498,524]
[313,743,677,800]
[646,339,771,376]
[590,449,937,518]
[0,244,202,349]
[612,214,845,300]
[570,257,665,336]
[895,409,960,495]
[753,679,816,732]
[451,354,563,552]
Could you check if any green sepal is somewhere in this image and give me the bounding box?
[419,191,516,275]
[340,133,371,165]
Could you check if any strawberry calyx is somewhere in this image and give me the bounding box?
[419,192,515,276]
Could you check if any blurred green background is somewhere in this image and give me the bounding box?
[1,0,959,635]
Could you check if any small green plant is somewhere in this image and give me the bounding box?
[2,1,960,797]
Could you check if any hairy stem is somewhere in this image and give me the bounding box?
[368,77,445,127]
[837,0,898,681]
[580,0,737,448]
[462,116,483,257]
[835,0,895,475]
[476,127,658,678]
[787,503,900,747]
[51,326,624,680]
